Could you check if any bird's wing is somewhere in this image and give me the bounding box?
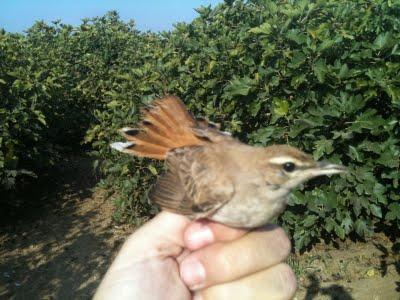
[149,145,235,218]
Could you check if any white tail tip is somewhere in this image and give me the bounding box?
[110,142,134,152]
[121,127,134,133]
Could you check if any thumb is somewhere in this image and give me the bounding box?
[111,211,191,268]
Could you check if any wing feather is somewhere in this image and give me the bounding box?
[149,146,235,218]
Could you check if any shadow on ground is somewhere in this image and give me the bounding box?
[303,274,353,300]
[0,155,129,299]
[293,233,400,299]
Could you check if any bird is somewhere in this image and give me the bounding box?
[111,95,346,228]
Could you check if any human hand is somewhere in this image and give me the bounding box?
[94,211,297,300]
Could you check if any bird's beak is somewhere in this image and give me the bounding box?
[311,161,347,176]
[284,161,346,189]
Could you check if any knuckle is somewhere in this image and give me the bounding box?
[278,263,298,299]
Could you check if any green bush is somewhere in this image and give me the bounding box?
[0,12,139,191]
[0,31,48,189]
[88,0,400,249]
[1,1,399,250]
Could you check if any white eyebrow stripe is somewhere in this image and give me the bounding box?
[268,156,304,165]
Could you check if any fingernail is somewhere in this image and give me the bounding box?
[180,258,206,289]
[186,225,214,249]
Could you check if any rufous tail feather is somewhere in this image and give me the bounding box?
[110,96,207,159]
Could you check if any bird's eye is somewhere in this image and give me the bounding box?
[282,162,296,172]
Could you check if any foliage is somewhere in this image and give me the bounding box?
[1,1,400,250]
[0,12,138,191]
[0,31,46,189]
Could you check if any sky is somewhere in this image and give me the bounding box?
[0,0,223,33]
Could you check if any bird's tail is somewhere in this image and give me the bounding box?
[110,96,207,159]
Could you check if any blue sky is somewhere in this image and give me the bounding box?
[0,0,223,32]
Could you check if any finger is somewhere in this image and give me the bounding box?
[184,220,248,250]
[196,263,297,300]
[113,211,190,268]
[180,225,291,290]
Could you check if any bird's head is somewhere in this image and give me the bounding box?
[259,145,346,190]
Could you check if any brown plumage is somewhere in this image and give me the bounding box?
[111,95,345,228]
[118,96,217,159]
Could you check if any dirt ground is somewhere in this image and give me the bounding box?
[0,156,399,299]
[0,156,133,299]
[293,235,400,300]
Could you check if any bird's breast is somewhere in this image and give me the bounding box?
[209,182,290,228]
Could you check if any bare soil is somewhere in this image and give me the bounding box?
[293,235,400,300]
[0,156,133,299]
[0,156,399,299]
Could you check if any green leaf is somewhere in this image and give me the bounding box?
[314,138,334,160]
[325,217,336,233]
[249,101,261,117]
[303,214,318,227]
[352,197,363,217]
[338,63,349,79]
[286,29,307,45]
[273,98,289,116]
[373,32,393,50]
[288,51,306,68]
[318,39,336,51]
[373,183,387,204]
[290,191,307,205]
[321,191,338,210]
[385,85,400,107]
[348,109,386,135]
[249,22,271,35]
[354,219,369,236]
[341,216,353,234]
[33,110,47,126]
[334,224,345,239]
[106,100,120,108]
[386,203,400,221]
[248,126,286,146]
[148,165,158,175]
[290,73,307,88]
[369,204,382,218]
[348,145,362,162]
[313,59,328,83]
[223,76,254,97]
